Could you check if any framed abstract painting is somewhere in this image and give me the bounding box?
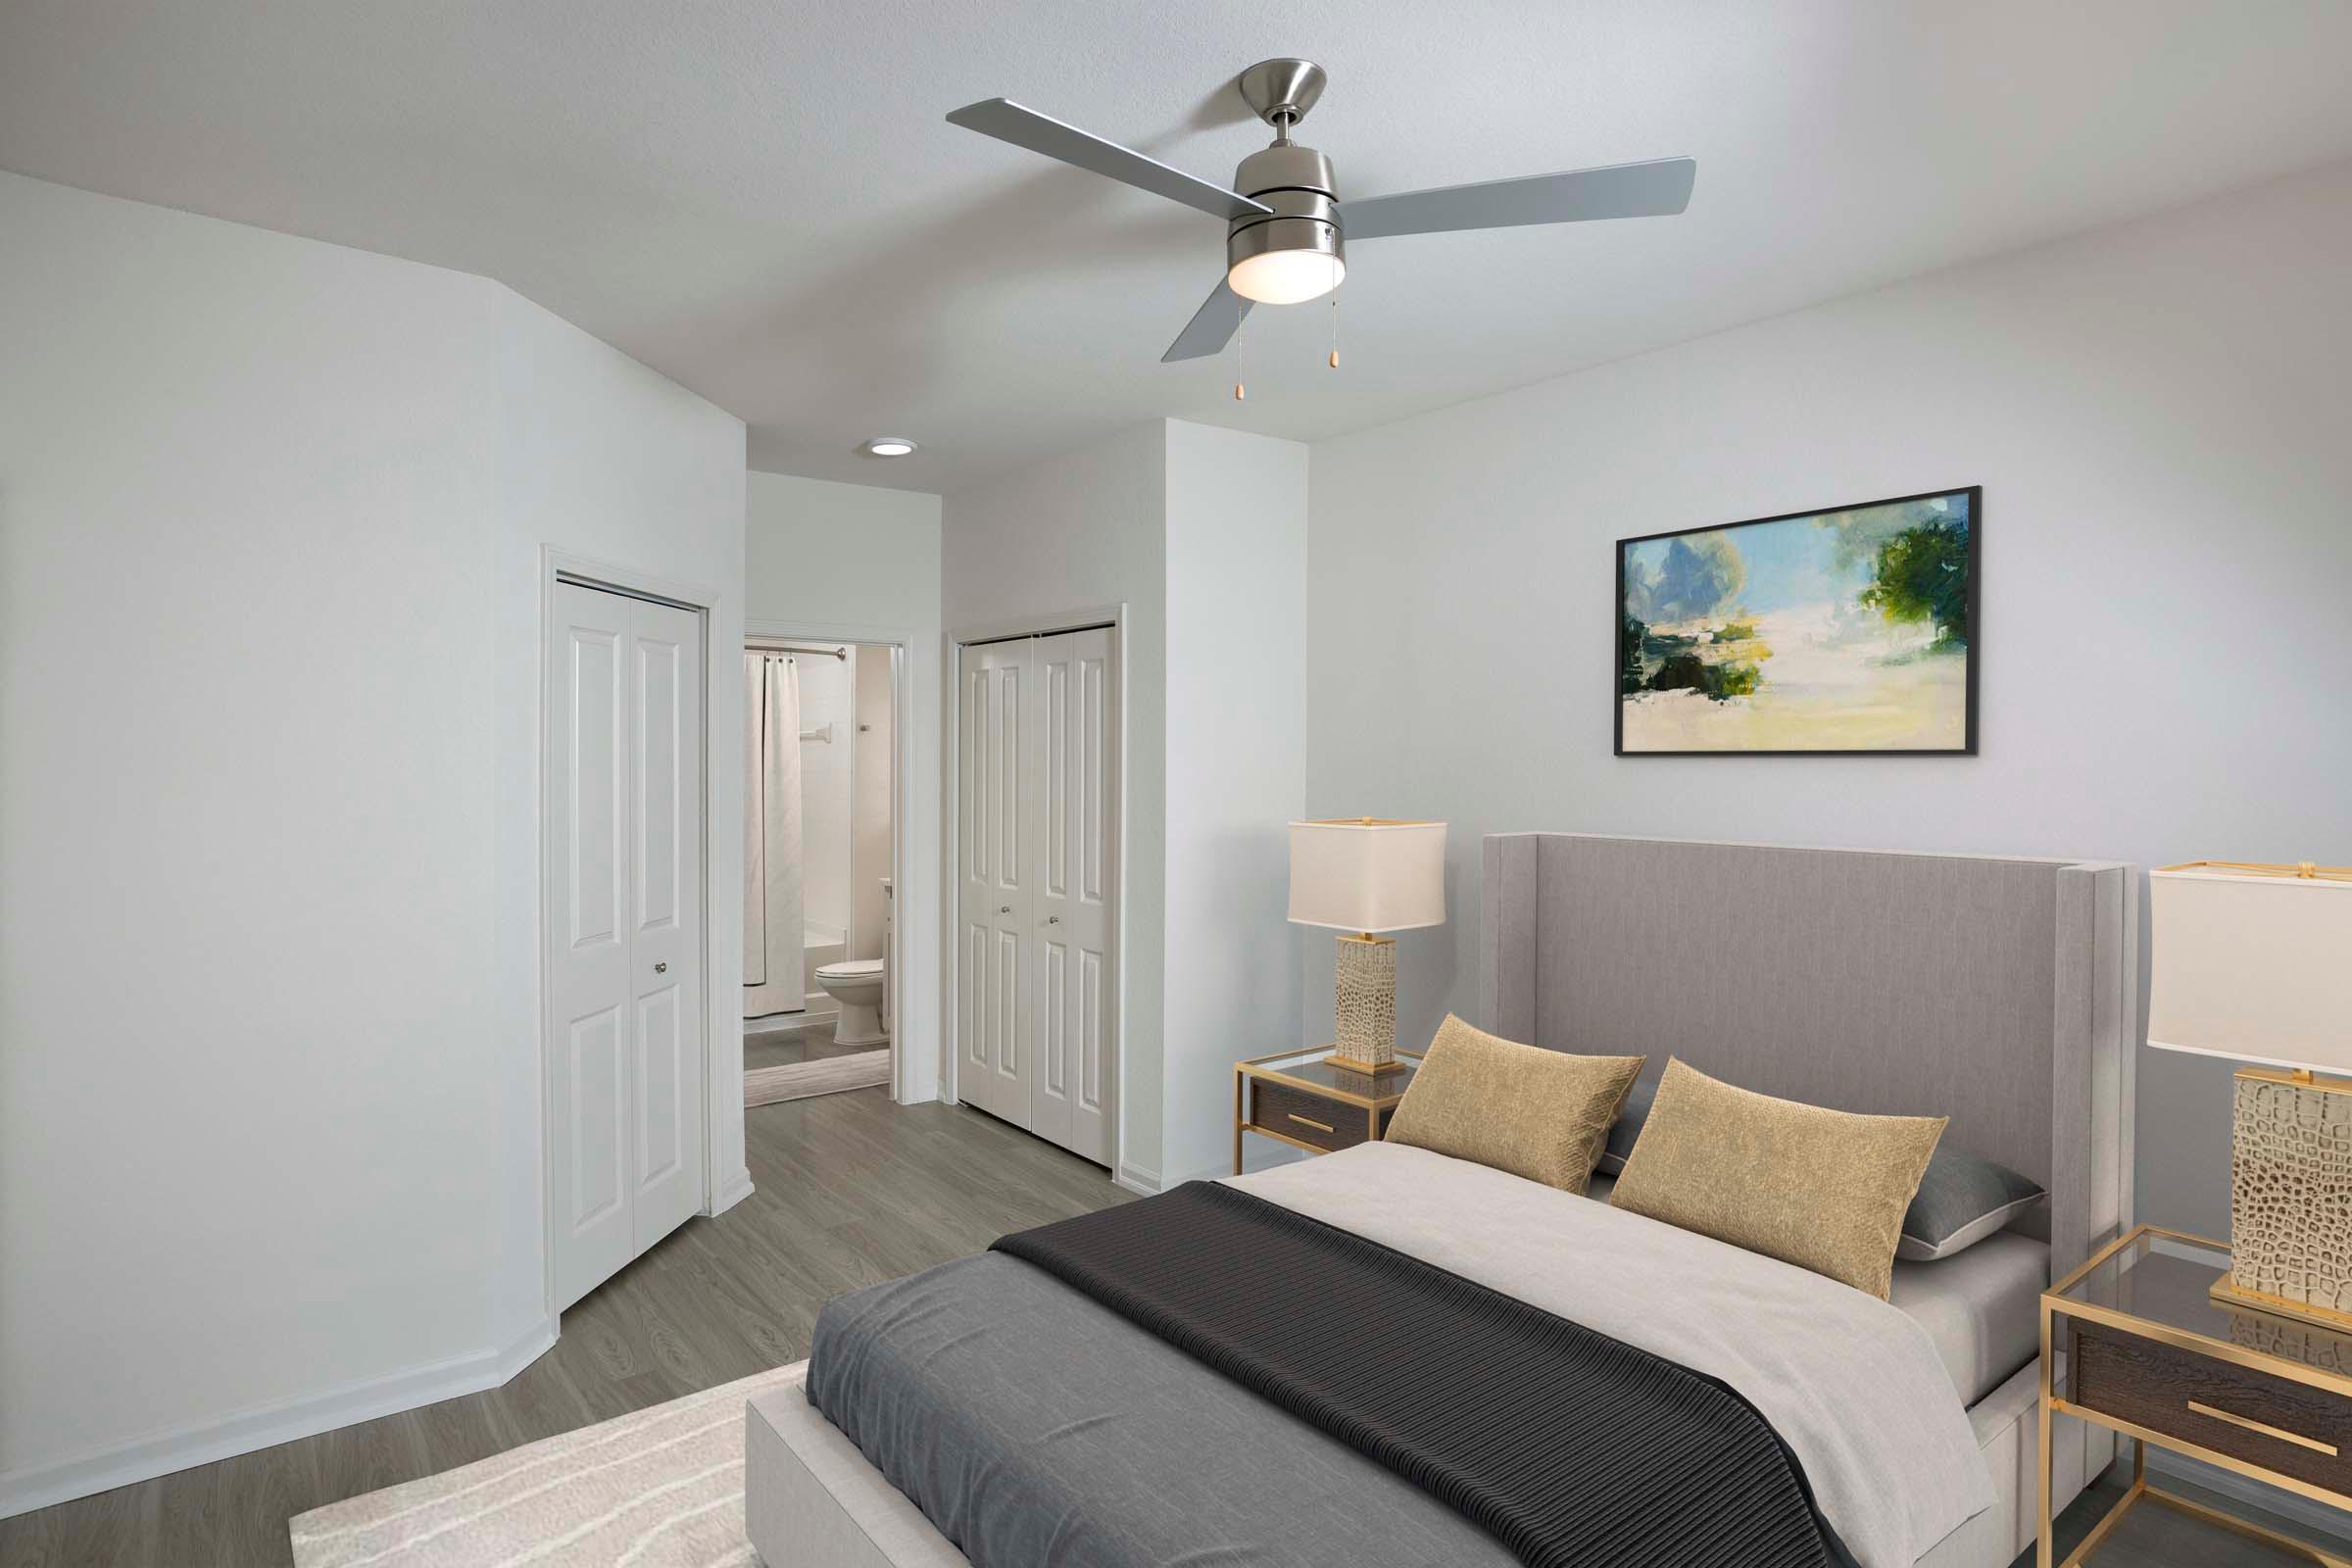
[1616,487,1980,755]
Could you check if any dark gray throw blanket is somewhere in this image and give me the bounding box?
[993,1181,1858,1568]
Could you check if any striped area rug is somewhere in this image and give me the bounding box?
[288,1363,807,1568]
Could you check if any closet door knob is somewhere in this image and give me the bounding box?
[1046,915,1060,925]
[654,961,668,973]
[1000,906,1011,914]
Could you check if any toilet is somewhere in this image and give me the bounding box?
[811,879,891,1047]
[810,958,886,1046]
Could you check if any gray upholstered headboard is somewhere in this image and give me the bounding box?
[1479,833,2136,1277]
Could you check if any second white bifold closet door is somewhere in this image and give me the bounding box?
[957,627,1115,1166]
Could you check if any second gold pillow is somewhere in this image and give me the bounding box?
[1607,1057,1946,1299]
[1383,1015,1642,1194]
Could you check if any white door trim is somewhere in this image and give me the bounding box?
[540,547,732,1330]
[746,616,921,1104]
[944,605,1129,1183]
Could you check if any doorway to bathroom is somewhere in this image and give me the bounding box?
[743,635,897,1105]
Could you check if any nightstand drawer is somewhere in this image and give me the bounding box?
[1250,1079,1365,1152]
[2069,1317,2352,1496]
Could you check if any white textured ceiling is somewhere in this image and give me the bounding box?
[6,1,2351,492]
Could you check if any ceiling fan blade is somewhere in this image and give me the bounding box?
[1161,276,1252,362]
[947,98,1273,222]
[1344,157,1696,241]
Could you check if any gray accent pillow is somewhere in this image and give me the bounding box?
[1597,1078,2044,1260]
[1896,1153,2046,1261]
[1595,1077,1654,1177]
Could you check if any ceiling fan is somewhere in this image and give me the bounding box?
[947,59,1696,366]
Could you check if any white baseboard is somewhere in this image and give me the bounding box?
[0,1314,559,1522]
[1114,1163,1161,1197]
[710,1166,756,1216]
[496,1316,560,1382]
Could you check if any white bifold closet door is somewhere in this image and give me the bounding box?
[548,581,708,1313]
[957,627,1115,1166]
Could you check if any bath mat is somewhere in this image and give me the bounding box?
[287,1363,806,1567]
[745,1052,889,1107]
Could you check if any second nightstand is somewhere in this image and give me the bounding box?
[1233,1047,1421,1174]
[2042,1223,2352,1566]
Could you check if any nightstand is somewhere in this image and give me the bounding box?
[2041,1224,2352,1565]
[1233,1047,1421,1174]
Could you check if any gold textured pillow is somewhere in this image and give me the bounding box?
[1608,1057,1946,1299]
[1383,1015,1643,1194]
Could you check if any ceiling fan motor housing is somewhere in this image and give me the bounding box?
[1227,142,1344,283]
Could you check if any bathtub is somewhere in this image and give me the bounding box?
[803,921,847,1010]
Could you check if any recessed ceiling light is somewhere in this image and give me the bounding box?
[858,436,917,458]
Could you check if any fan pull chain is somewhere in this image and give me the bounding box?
[1233,307,1246,401]
[1329,258,1341,369]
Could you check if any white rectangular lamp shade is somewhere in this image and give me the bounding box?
[1289,819,1446,934]
[2148,864,2352,1075]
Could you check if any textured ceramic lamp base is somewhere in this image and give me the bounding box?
[2214,1068,2352,1331]
[1328,934,1400,1074]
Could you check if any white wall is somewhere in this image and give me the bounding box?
[1302,161,2352,1243]
[942,420,1307,1190]
[851,645,895,963]
[744,470,943,1100]
[1162,421,1309,1184]
[0,171,746,1516]
[943,422,1171,1184]
[488,276,750,1352]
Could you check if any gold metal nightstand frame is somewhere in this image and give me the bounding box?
[1232,1048,1422,1173]
[2039,1223,2352,1567]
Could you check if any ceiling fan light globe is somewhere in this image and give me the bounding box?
[1227,250,1345,306]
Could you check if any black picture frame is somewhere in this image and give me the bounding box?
[1614,485,1981,757]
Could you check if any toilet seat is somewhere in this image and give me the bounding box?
[814,957,884,982]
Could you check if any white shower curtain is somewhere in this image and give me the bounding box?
[743,652,805,1017]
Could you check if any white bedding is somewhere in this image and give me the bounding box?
[1229,1143,1993,1568]
[1584,1170,2047,1407]
[1888,1233,2046,1406]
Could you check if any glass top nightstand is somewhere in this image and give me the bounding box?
[1233,1048,1421,1173]
[2052,1227,2352,1390]
[2040,1224,2352,1566]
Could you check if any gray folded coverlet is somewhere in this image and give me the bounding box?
[994,1181,1852,1568]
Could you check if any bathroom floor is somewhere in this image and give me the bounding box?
[743,1019,879,1072]
[744,1014,890,1104]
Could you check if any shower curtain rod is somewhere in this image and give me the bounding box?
[748,640,848,660]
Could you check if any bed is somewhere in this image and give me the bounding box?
[745,833,2137,1568]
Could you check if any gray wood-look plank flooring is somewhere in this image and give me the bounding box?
[5,1088,2336,1568]
[0,1090,1125,1568]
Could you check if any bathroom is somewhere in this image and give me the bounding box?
[743,638,895,1103]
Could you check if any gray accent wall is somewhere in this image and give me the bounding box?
[1301,160,2352,1243]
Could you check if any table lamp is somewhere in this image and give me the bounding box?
[2148,858,2352,1330]
[1289,818,1446,1074]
